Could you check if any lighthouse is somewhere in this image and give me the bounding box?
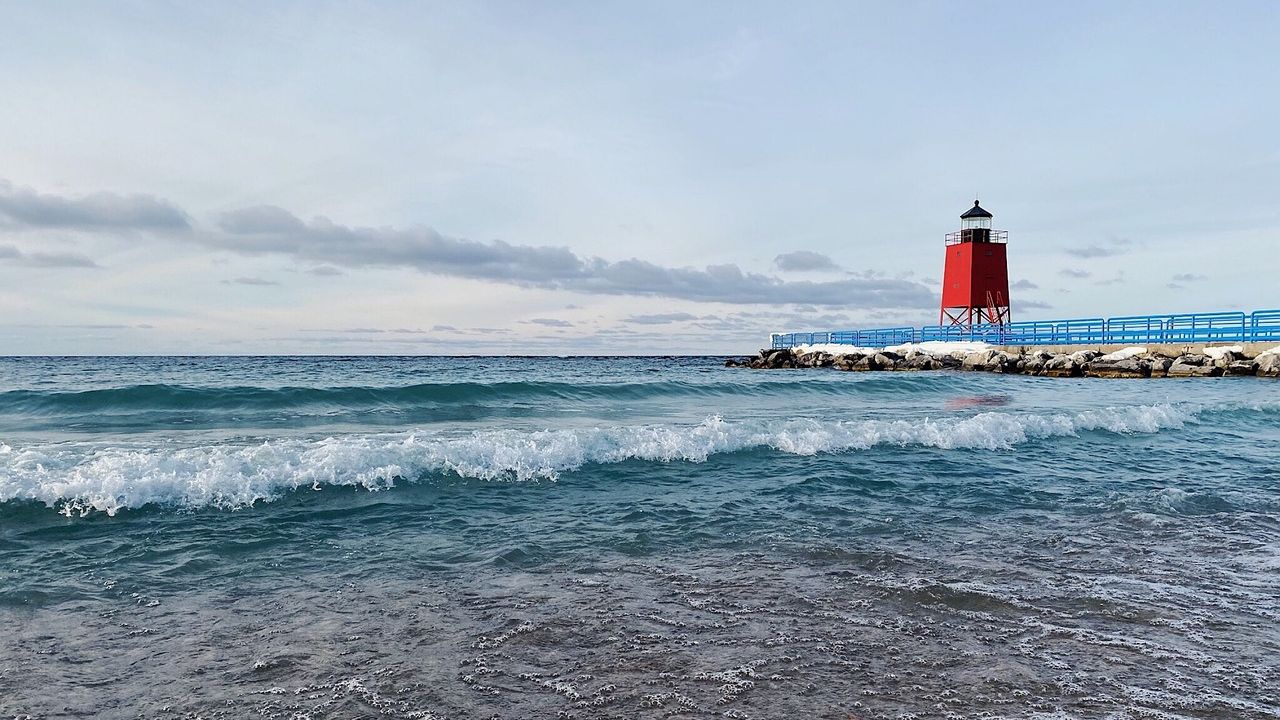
[939,200,1011,327]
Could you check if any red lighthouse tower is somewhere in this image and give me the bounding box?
[939,200,1011,327]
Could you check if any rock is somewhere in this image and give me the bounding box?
[1167,361,1223,377]
[1150,357,1173,377]
[988,351,1023,373]
[1086,357,1151,379]
[1204,345,1246,366]
[935,354,962,369]
[851,354,880,371]
[961,350,995,371]
[1172,354,1205,367]
[760,348,795,369]
[1225,360,1258,376]
[872,353,899,370]
[1022,356,1046,375]
[1256,353,1280,378]
[1043,354,1081,378]
[903,354,937,371]
[1208,350,1242,368]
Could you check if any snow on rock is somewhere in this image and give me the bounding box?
[885,341,991,355]
[1203,345,1244,360]
[1099,346,1147,362]
[793,341,990,357]
[791,343,880,356]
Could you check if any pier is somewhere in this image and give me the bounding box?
[770,308,1280,350]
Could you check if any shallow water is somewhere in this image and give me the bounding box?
[1,356,1278,718]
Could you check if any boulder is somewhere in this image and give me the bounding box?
[961,350,995,371]
[851,354,880,371]
[796,351,833,368]
[904,355,937,371]
[1211,350,1243,368]
[988,351,1023,373]
[1085,357,1151,379]
[872,352,900,370]
[1042,354,1081,378]
[1150,357,1173,377]
[936,354,963,369]
[1225,360,1258,376]
[1069,350,1102,365]
[1256,353,1280,378]
[1167,361,1223,378]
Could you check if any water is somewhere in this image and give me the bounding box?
[1,356,1278,719]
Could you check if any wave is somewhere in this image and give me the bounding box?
[0,376,956,416]
[0,402,1234,517]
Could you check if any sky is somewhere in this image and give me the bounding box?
[0,1,1277,355]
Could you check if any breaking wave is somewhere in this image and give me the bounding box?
[0,402,1231,517]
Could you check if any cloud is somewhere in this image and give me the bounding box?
[774,250,840,272]
[304,265,344,276]
[1059,268,1091,279]
[1066,246,1120,259]
[0,180,190,231]
[1172,273,1208,283]
[1065,237,1133,259]
[221,276,279,286]
[207,206,932,308]
[623,312,699,325]
[0,243,99,268]
[522,318,573,328]
[1010,279,1039,290]
[1017,300,1054,310]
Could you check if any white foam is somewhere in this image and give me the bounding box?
[0,404,1214,517]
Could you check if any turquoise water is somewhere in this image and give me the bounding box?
[1,357,1278,718]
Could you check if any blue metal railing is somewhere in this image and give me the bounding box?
[770,309,1280,349]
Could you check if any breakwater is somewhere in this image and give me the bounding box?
[730,343,1280,378]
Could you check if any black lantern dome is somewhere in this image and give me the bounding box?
[960,200,993,220]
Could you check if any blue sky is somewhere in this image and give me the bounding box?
[0,1,1276,354]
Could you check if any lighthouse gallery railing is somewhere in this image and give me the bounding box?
[770,308,1280,349]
